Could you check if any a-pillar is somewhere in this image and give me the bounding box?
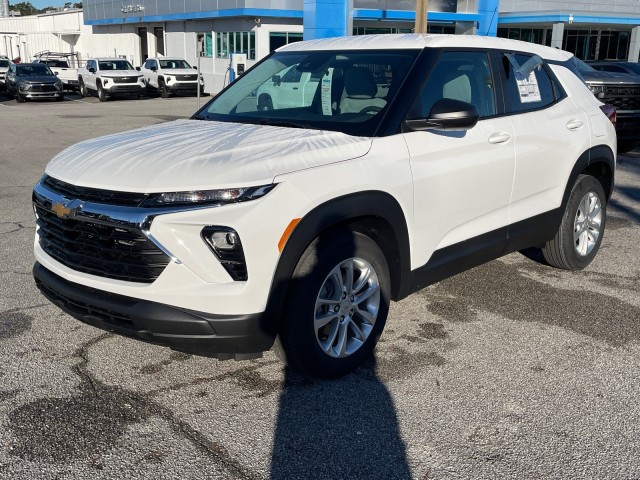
[303,0,353,41]
[477,0,499,37]
[629,26,640,62]
[551,22,565,49]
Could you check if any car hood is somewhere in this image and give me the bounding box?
[45,119,372,192]
[18,75,59,83]
[581,70,640,85]
[100,70,140,77]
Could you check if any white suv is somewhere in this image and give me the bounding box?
[78,57,146,101]
[33,35,616,377]
[139,57,204,97]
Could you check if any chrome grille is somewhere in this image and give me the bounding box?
[604,86,640,111]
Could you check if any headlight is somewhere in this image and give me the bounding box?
[55,81,63,90]
[589,84,605,98]
[140,184,276,208]
[21,83,32,91]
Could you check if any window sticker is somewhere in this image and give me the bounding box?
[321,71,333,115]
[516,70,541,103]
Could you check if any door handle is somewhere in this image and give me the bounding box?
[566,119,584,130]
[488,133,511,144]
[292,87,299,90]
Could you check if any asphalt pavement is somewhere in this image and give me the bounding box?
[0,91,639,479]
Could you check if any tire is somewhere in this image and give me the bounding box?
[79,79,89,98]
[6,85,13,99]
[257,94,273,111]
[97,83,107,102]
[617,140,636,154]
[542,174,606,270]
[275,230,390,378]
[15,91,25,103]
[160,79,170,98]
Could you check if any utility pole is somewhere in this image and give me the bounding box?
[415,0,428,34]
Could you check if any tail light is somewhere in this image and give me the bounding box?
[600,104,616,125]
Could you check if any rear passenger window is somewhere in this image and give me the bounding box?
[500,53,556,113]
[409,51,496,119]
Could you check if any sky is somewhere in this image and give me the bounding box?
[24,1,74,9]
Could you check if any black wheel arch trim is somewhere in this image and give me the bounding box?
[262,190,412,336]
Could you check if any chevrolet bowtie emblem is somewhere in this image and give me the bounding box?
[51,199,83,219]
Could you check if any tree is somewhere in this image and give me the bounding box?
[10,2,39,16]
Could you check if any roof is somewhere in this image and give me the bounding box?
[279,34,574,62]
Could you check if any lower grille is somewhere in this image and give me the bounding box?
[30,84,57,92]
[175,74,198,81]
[112,76,139,84]
[35,204,170,283]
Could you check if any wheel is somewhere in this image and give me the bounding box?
[542,174,606,270]
[617,140,636,154]
[160,79,170,98]
[97,83,108,102]
[6,85,13,98]
[275,230,390,378]
[257,94,273,111]
[15,91,25,103]
[79,79,89,97]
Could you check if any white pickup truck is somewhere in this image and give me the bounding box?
[32,51,81,91]
[78,57,146,101]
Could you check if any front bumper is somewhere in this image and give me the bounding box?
[615,111,640,141]
[104,84,146,95]
[167,81,202,94]
[34,262,274,356]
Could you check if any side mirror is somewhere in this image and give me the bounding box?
[88,67,96,73]
[404,98,479,132]
[151,66,157,72]
[192,66,197,70]
[136,66,141,71]
[272,74,281,86]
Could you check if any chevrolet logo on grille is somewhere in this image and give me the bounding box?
[51,199,83,219]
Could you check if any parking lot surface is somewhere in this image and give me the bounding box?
[1,92,639,479]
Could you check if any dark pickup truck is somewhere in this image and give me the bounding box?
[573,58,640,153]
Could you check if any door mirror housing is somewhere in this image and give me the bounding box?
[404,98,480,132]
[88,67,96,73]
[272,74,281,86]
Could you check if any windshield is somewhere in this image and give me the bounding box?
[573,57,595,73]
[159,59,191,69]
[195,49,419,136]
[623,63,640,75]
[17,64,54,76]
[99,60,134,70]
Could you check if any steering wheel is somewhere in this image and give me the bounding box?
[359,106,383,115]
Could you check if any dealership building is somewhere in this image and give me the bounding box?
[1,0,639,93]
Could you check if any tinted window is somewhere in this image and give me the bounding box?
[0,60,10,67]
[500,54,555,113]
[16,64,54,76]
[599,65,626,73]
[410,51,496,119]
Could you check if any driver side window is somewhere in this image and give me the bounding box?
[410,51,496,119]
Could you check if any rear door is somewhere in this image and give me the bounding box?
[403,50,516,269]
[494,52,591,227]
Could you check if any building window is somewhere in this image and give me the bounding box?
[269,32,303,52]
[353,25,453,35]
[216,31,255,59]
[497,28,548,46]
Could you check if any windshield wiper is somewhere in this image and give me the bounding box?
[257,119,310,129]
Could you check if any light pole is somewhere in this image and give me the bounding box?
[415,0,428,34]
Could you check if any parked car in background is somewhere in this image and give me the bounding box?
[139,57,204,97]
[573,58,640,153]
[5,63,63,102]
[32,51,82,91]
[78,58,146,102]
[0,57,10,91]
[588,61,640,76]
[33,35,616,378]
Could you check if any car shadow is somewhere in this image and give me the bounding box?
[269,229,411,479]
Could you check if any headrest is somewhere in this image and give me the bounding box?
[344,66,377,99]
